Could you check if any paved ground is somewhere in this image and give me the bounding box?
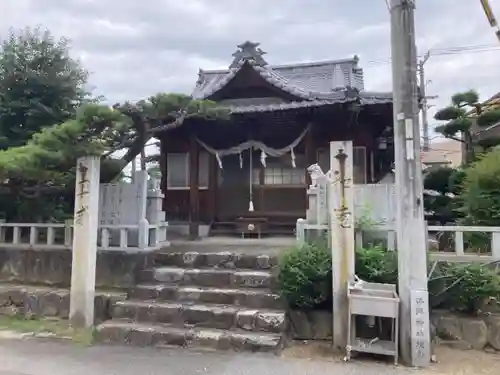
[0,339,412,375]
[1,337,499,375]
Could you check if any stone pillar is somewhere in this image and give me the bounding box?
[329,141,355,351]
[70,156,100,328]
[189,134,200,240]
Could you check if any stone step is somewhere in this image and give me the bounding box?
[95,319,284,353]
[140,267,277,290]
[129,284,285,310]
[154,252,278,270]
[112,300,286,333]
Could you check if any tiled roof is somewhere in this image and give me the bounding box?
[223,91,392,114]
[421,140,463,167]
[192,59,313,100]
[191,42,376,102]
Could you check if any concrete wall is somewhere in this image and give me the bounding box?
[0,247,153,289]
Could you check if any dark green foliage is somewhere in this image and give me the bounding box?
[451,90,480,107]
[0,27,227,221]
[431,263,500,313]
[355,245,398,284]
[424,166,456,194]
[423,167,463,224]
[278,242,332,309]
[434,90,500,164]
[0,26,89,149]
[278,242,500,315]
[477,109,500,128]
[459,149,500,226]
[434,106,466,122]
[435,118,471,136]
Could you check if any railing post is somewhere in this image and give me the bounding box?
[12,226,20,245]
[387,230,396,251]
[455,231,464,256]
[119,229,128,249]
[64,219,73,247]
[355,230,363,249]
[492,232,500,260]
[101,228,110,249]
[0,219,5,243]
[47,227,55,246]
[29,226,37,246]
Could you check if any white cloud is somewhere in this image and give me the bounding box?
[0,0,499,133]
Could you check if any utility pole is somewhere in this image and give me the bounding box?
[418,52,438,152]
[418,52,430,152]
[389,0,431,367]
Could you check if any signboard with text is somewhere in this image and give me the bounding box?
[410,289,431,366]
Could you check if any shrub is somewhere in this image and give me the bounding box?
[278,241,500,315]
[431,263,500,313]
[459,149,500,226]
[278,242,332,309]
[355,245,398,284]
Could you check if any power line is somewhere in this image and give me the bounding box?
[364,43,500,67]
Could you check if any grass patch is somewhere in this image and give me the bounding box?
[0,316,94,345]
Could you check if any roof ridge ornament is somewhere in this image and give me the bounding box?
[229,41,268,69]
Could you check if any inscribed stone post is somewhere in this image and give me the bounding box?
[329,141,355,350]
[70,156,100,328]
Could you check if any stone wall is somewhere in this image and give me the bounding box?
[432,310,500,352]
[288,308,500,353]
[0,247,153,289]
[289,310,333,340]
[0,284,126,323]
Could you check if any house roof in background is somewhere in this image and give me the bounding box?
[191,41,392,106]
[421,139,462,167]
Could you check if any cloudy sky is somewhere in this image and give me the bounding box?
[2,0,500,138]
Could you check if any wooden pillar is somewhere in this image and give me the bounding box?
[159,137,168,212]
[208,154,217,222]
[305,123,315,185]
[189,134,200,240]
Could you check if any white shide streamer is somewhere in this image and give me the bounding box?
[195,124,310,170]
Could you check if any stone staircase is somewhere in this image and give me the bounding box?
[95,250,288,353]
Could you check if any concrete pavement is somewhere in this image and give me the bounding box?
[0,338,414,375]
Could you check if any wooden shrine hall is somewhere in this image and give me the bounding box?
[156,41,394,238]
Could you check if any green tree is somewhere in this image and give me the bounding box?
[459,149,500,226]
[0,26,89,149]
[434,90,500,164]
[0,93,227,221]
[0,27,227,221]
[423,166,465,224]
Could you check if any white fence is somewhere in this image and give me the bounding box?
[297,180,500,263]
[355,225,500,263]
[0,220,168,252]
[0,172,169,252]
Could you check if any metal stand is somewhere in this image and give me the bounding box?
[346,281,400,365]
